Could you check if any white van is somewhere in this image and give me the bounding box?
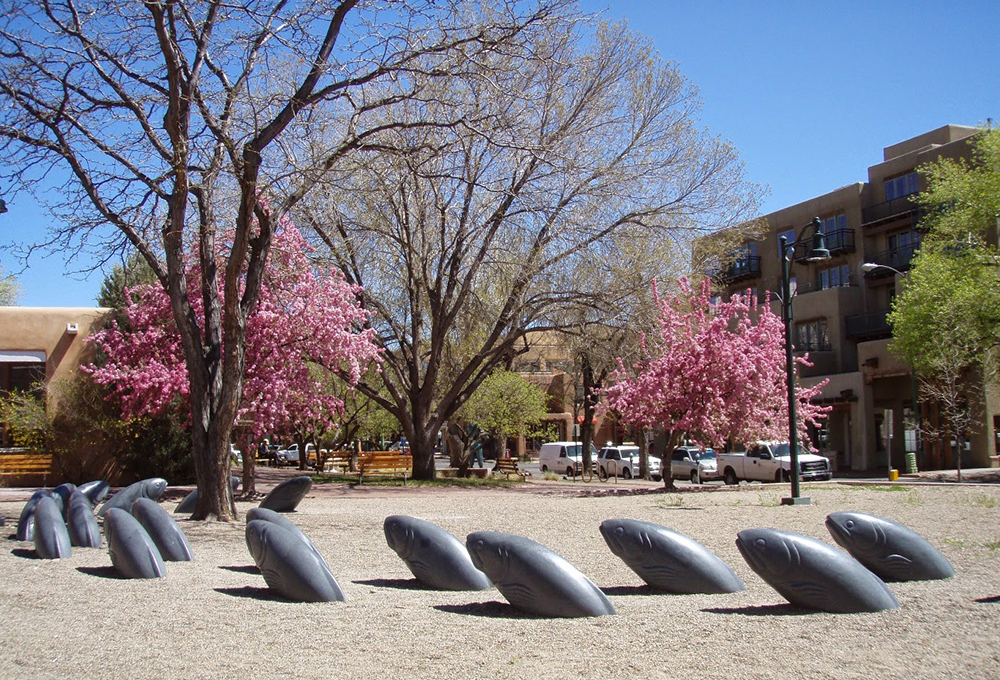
[538,441,597,476]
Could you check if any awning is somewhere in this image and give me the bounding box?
[0,350,46,363]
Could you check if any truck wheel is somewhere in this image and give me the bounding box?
[774,470,783,483]
[541,465,548,473]
[622,468,632,479]
[566,466,574,477]
[598,466,608,481]
[781,469,791,483]
[691,470,700,485]
[724,468,738,486]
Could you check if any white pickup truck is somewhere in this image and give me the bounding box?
[717,441,832,485]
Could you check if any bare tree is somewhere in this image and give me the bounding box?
[0,0,568,518]
[303,20,761,479]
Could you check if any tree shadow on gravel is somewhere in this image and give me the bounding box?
[434,601,543,619]
[76,566,121,579]
[704,603,812,616]
[219,565,260,574]
[354,578,426,590]
[600,584,662,596]
[214,586,291,602]
[974,595,1000,604]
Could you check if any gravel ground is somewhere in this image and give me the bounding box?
[1,476,999,680]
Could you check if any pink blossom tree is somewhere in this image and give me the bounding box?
[86,219,380,503]
[605,279,829,488]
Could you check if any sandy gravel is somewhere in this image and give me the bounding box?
[1,476,999,680]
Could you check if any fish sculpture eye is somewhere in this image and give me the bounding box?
[845,520,855,530]
[755,538,767,549]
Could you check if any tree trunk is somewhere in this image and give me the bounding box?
[409,429,437,480]
[189,385,237,520]
[580,357,597,474]
[661,430,684,490]
[241,447,257,497]
[636,428,649,480]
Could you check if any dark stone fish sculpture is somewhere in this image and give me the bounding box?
[52,483,77,517]
[245,519,345,602]
[33,495,72,559]
[735,528,899,613]
[67,491,102,548]
[258,476,312,513]
[599,518,744,594]
[104,508,166,579]
[17,490,52,542]
[132,498,193,561]
[246,507,323,561]
[98,478,168,517]
[384,515,492,591]
[77,480,111,507]
[174,476,240,515]
[466,531,615,618]
[825,511,955,582]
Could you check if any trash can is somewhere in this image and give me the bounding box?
[888,469,899,481]
[905,452,918,474]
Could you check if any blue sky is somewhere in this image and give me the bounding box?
[3,0,998,307]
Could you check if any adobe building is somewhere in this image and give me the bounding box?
[710,124,998,473]
[0,306,109,447]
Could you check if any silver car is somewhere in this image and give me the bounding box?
[597,445,661,481]
[670,446,721,484]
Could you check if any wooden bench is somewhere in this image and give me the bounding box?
[321,451,354,473]
[357,452,412,485]
[492,457,527,481]
[0,452,60,487]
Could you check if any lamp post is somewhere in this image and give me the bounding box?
[780,217,830,506]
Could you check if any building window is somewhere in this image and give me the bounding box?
[888,229,920,252]
[884,172,919,201]
[819,264,852,290]
[820,213,847,235]
[795,320,830,352]
[777,228,795,255]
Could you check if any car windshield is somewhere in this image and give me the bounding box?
[767,443,804,457]
[565,444,600,458]
[694,449,716,461]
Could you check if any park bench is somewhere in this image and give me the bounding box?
[357,452,412,485]
[0,451,60,487]
[492,457,527,481]
[321,450,354,473]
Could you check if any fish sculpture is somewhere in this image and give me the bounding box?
[258,475,312,513]
[132,498,193,561]
[33,495,72,559]
[67,491,102,548]
[465,531,615,618]
[825,511,955,582]
[174,476,240,515]
[77,480,110,507]
[735,528,899,613]
[600,518,744,594]
[246,507,323,561]
[384,515,492,591]
[98,478,168,517]
[245,519,345,602]
[16,490,52,542]
[104,508,166,579]
[51,483,77,518]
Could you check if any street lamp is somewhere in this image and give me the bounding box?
[780,217,830,506]
[861,262,905,277]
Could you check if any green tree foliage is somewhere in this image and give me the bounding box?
[459,370,549,447]
[0,387,48,450]
[97,250,158,310]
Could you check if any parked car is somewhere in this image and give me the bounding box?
[670,446,721,484]
[597,445,661,480]
[229,443,242,466]
[538,441,598,477]
[717,441,832,485]
[275,443,316,466]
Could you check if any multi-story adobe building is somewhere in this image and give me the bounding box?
[710,124,998,474]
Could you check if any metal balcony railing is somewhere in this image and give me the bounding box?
[863,242,920,277]
[793,228,855,262]
[845,309,892,340]
[710,255,761,284]
[862,195,921,226]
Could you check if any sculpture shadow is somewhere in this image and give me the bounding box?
[600,584,662,597]
[214,586,295,602]
[703,603,813,617]
[11,548,41,560]
[219,565,260,574]
[434,601,545,619]
[76,566,122,579]
[354,578,428,591]
[975,595,1000,604]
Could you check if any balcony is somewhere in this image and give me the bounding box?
[862,195,922,227]
[863,242,919,278]
[793,228,855,262]
[711,255,761,284]
[845,309,891,341]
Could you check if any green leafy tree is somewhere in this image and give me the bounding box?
[0,264,21,305]
[889,126,1000,477]
[459,370,549,454]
